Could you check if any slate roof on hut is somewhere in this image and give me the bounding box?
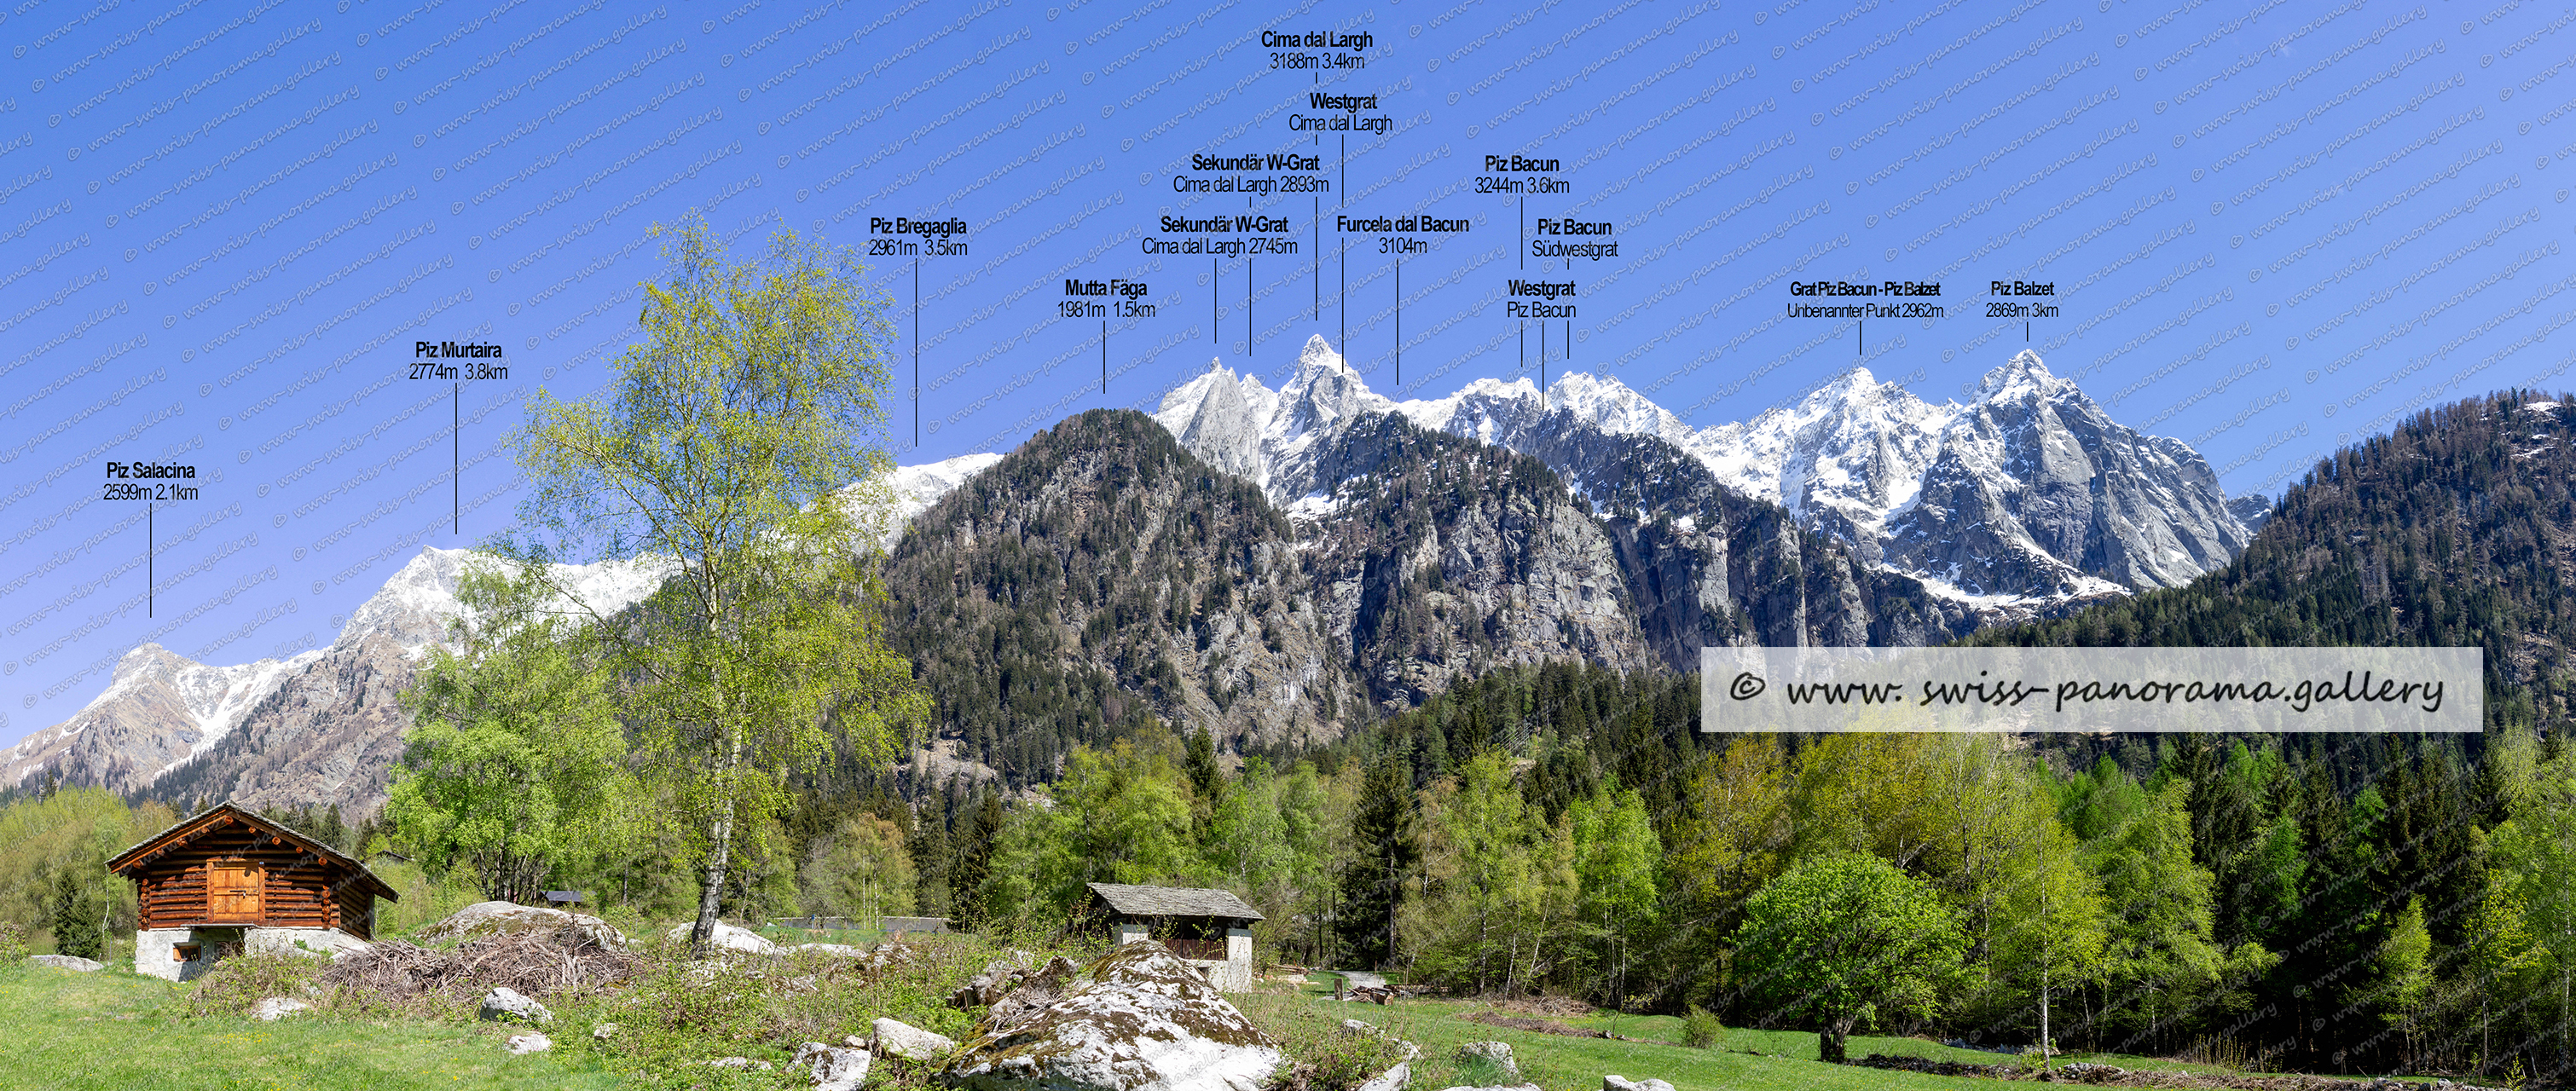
[1084,882,1264,921]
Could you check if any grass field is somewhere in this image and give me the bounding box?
[0,955,2452,1091]
[1242,976,2452,1091]
[1236,983,2034,1091]
[0,962,624,1091]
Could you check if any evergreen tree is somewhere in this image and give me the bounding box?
[1337,745,1416,970]
[950,788,1003,927]
[43,863,102,960]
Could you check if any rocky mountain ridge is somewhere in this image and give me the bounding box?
[5,335,2255,810]
[1157,337,2251,612]
[883,405,1936,786]
[2,548,669,811]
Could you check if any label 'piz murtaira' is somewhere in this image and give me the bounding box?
[414,341,504,357]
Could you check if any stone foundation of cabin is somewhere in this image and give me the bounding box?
[135,926,368,981]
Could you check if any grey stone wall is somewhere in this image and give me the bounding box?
[130,926,366,981]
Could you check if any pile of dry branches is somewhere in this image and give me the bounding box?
[321,925,640,1012]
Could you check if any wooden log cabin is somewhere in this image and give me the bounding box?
[106,803,398,981]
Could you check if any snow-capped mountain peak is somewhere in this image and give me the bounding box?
[1147,339,2249,611]
[1977,348,2072,403]
[883,453,1006,548]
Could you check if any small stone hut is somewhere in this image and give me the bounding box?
[1083,881,1262,990]
[106,802,398,981]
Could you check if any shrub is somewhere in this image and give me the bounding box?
[1230,992,1409,1091]
[0,922,26,964]
[1454,1052,1517,1086]
[564,925,1080,1082]
[188,951,322,1018]
[1682,1005,1722,1048]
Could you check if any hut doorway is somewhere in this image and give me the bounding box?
[206,861,263,922]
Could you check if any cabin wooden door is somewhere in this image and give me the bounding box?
[206,861,262,923]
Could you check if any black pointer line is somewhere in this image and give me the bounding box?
[914,258,921,447]
[453,379,460,534]
[147,499,153,618]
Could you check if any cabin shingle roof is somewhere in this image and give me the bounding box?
[1085,882,1264,921]
[106,801,398,901]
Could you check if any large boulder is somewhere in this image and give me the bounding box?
[1357,1063,1410,1091]
[1442,1041,1537,1091]
[478,986,554,1025]
[873,1016,958,1062]
[949,952,1037,1007]
[252,997,313,1021]
[664,920,779,955]
[941,944,1282,1091]
[418,901,628,948]
[27,955,101,972]
[1456,1042,1517,1079]
[793,1042,871,1091]
[983,955,1082,1033]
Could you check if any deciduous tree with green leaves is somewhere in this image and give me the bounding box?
[981,739,1202,921]
[1733,852,1967,1064]
[1567,783,1660,1007]
[500,219,928,950]
[390,559,634,903]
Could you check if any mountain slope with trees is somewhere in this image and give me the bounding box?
[1969,391,2576,730]
[883,408,1369,788]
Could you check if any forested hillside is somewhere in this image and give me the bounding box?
[883,409,1367,788]
[1970,391,2576,730]
[900,392,2576,1081]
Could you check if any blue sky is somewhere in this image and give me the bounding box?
[2,0,2569,747]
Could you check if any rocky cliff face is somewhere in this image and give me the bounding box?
[1875,354,2248,601]
[150,632,420,813]
[1156,344,1970,668]
[1158,338,2250,621]
[1289,411,1658,705]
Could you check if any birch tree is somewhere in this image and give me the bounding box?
[501,219,928,950]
